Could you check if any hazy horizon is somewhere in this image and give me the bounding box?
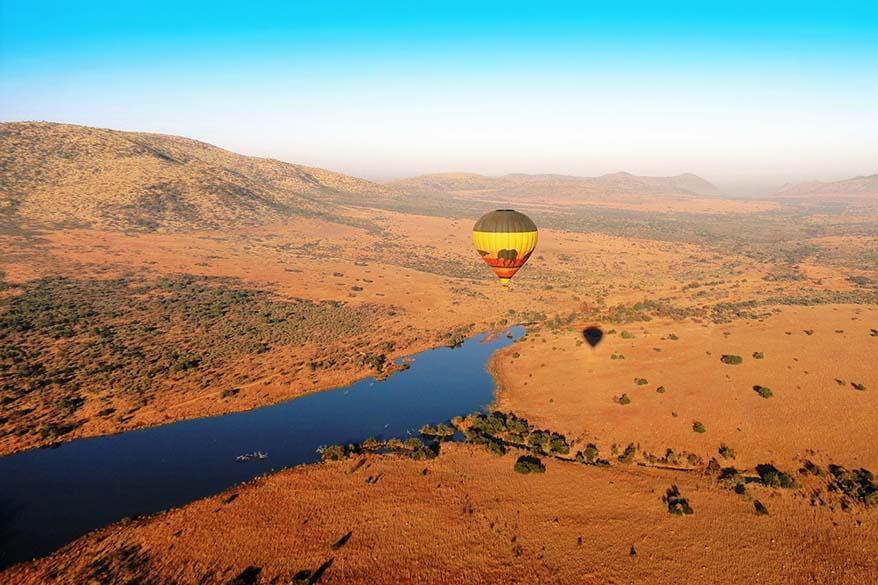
[3,1,877,195]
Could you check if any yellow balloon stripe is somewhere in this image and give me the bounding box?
[472,230,538,258]
[472,230,538,282]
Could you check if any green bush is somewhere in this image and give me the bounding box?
[756,464,796,488]
[720,354,743,365]
[319,444,347,461]
[754,500,769,515]
[753,385,773,398]
[514,455,546,474]
[692,421,706,433]
[527,430,550,452]
[718,443,736,459]
[411,441,440,460]
[663,485,694,515]
[655,386,666,394]
[618,443,637,464]
[548,433,571,455]
[752,351,764,359]
[616,393,631,405]
[634,378,648,385]
[828,465,878,506]
[420,423,455,438]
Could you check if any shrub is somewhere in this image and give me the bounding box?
[583,443,599,464]
[754,500,769,515]
[720,354,743,365]
[756,464,796,488]
[514,455,546,474]
[753,385,773,398]
[615,393,631,405]
[668,333,679,340]
[411,441,440,460]
[548,433,571,455]
[470,411,508,436]
[852,382,867,391]
[692,421,706,433]
[752,351,764,359]
[663,485,693,515]
[319,444,347,461]
[420,423,455,438]
[828,465,878,506]
[718,443,736,459]
[634,378,648,385]
[620,330,635,339]
[618,443,637,464]
[655,385,666,394]
[362,437,381,450]
[527,430,551,452]
[506,414,529,434]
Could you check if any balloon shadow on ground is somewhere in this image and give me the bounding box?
[582,326,604,348]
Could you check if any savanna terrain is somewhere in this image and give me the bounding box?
[1,122,876,584]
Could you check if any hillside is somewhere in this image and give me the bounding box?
[776,174,878,199]
[0,122,398,231]
[387,170,724,204]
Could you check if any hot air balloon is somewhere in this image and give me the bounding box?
[472,209,538,285]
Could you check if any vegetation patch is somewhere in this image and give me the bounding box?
[0,275,386,448]
[720,354,743,365]
[756,463,796,488]
[663,485,694,515]
[753,385,774,398]
[514,455,546,474]
[827,465,878,507]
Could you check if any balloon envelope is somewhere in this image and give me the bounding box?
[472,209,538,285]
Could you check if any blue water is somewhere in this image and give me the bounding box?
[0,327,522,569]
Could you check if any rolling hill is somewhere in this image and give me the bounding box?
[776,174,878,199]
[0,122,399,231]
[386,170,724,204]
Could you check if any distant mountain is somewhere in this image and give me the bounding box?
[775,174,878,198]
[0,122,398,231]
[387,170,723,203]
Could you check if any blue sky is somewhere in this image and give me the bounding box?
[2,1,877,192]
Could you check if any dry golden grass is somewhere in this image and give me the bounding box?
[2,122,877,581]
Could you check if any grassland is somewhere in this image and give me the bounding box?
[1,123,876,582]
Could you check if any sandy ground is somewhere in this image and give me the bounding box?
[494,305,878,471]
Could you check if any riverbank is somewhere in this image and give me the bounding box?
[5,442,876,584]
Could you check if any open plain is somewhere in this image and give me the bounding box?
[1,123,877,583]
